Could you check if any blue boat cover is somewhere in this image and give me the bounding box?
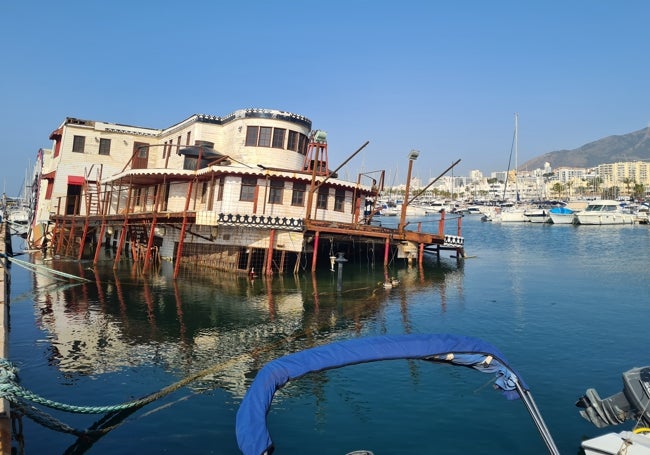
[549,207,574,214]
[235,333,526,455]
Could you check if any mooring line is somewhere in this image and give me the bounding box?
[6,255,90,282]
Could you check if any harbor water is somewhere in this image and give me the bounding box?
[7,215,650,454]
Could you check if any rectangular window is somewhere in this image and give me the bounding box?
[317,186,329,209]
[298,133,308,155]
[258,127,272,147]
[245,126,259,146]
[240,176,257,202]
[272,128,286,149]
[268,179,284,204]
[287,131,298,151]
[291,182,306,206]
[200,182,208,203]
[72,135,85,153]
[217,177,224,201]
[98,138,111,155]
[334,188,346,212]
[186,131,191,145]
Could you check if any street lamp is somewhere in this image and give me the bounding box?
[398,149,419,233]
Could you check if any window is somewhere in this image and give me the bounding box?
[268,179,284,204]
[317,186,329,209]
[291,182,306,206]
[298,133,308,155]
[334,188,346,212]
[258,127,272,147]
[72,135,85,153]
[98,138,111,155]
[200,182,208,203]
[272,128,286,148]
[245,126,259,146]
[240,176,257,202]
[217,177,224,201]
[137,144,149,158]
[287,131,298,151]
[186,131,191,145]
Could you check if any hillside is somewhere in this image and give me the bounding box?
[520,126,650,170]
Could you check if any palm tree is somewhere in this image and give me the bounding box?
[622,178,634,198]
[551,182,565,199]
[565,181,574,200]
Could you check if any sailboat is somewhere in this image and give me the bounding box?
[498,113,529,223]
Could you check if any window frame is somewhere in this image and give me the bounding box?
[240,176,257,202]
[316,186,329,210]
[72,135,86,153]
[291,182,306,206]
[334,188,346,212]
[268,179,284,204]
[272,128,286,149]
[98,138,111,155]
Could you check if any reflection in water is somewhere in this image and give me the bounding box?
[31,254,464,400]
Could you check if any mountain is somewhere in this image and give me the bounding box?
[520,126,650,171]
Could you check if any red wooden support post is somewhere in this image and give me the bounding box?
[417,221,423,266]
[384,237,390,266]
[265,229,275,276]
[311,231,320,272]
[93,222,107,265]
[438,209,446,235]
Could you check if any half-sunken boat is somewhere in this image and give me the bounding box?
[31,108,464,277]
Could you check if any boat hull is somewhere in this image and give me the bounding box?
[576,213,635,225]
[549,213,576,224]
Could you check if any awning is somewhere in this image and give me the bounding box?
[68,176,85,185]
[49,128,63,140]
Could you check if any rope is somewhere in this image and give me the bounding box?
[6,256,90,282]
[0,331,298,437]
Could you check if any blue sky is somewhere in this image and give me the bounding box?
[2,1,650,195]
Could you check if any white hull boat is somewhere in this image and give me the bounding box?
[548,207,576,224]
[575,200,635,225]
[525,208,550,223]
[499,208,529,222]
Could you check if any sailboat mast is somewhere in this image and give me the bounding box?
[514,113,519,201]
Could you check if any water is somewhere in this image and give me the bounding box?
[7,216,650,454]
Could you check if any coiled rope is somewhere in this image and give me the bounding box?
[0,331,295,437]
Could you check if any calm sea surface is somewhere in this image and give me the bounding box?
[6,215,650,454]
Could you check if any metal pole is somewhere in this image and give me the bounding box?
[398,157,415,233]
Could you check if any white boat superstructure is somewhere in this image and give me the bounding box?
[575,200,635,225]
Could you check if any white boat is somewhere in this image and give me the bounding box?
[395,204,427,217]
[464,205,484,215]
[3,195,31,238]
[548,206,576,224]
[524,208,550,223]
[575,199,636,225]
[424,201,452,215]
[496,115,529,223]
[577,366,650,454]
[499,206,529,222]
[7,206,30,237]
